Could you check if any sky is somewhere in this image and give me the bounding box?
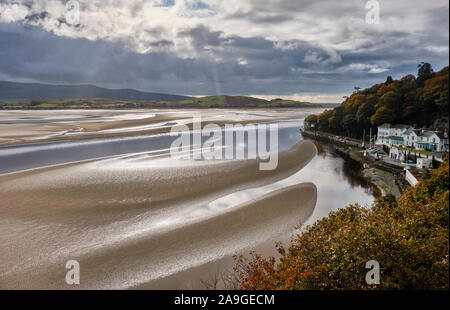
[0,0,448,103]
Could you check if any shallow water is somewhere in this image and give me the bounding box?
[0,110,375,289]
[0,120,303,174]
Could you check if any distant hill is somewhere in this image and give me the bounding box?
[0,96,330,110]
[0,81,192,102]
[175,95,325,108]
[0,83,332,109]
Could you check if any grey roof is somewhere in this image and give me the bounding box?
[403,129,446,139]
[407,130,444,139]
[422,131,445,139]
[403,129,419,135]
[378,123,391,128]
[378,124,447,140]
[422,131,435,138]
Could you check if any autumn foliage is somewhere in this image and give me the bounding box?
[305,64,449,138]
[235,157,449,290]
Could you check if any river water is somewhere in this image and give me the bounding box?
[0,116,377,219]
[0,110,377,289]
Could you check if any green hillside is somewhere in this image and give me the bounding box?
[0,81,192,102]
[0,95,330,110]
[177,95,319,108]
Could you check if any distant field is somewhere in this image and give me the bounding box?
[0,96,337,110]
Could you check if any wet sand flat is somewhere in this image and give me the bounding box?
[0,109,301,146]
[0,139,317,289]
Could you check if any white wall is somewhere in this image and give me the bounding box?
[406,170,419,186]
[417,158,433,169]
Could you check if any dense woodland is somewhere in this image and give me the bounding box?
[305,64,449,139]
[235,156,449,289]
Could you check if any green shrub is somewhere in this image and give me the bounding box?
[235,157,449,290]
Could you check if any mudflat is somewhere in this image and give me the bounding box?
[0,134,317,289]
[0,109,313,146]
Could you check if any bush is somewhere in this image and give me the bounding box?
[235,158,449,290]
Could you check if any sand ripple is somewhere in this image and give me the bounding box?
[0,140,317,289]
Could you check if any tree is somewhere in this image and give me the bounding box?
[400,74,416,84]
[300,65,447,138]
[329,106,344,131]
[356,101,374,127]
[341,114,358,137]
[235,156,449,290]
[370,106,395,126]
[377,90,400,116]
[417,62,434,87]
[317,110,333,131]
[344,94,366,114]
[305,114,318,129]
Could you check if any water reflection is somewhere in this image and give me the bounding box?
[0,120,302,174]
[0,113,379,289]
[315,141,380,196]
[200,136,376,230]
[301,141,377,226]
[0,119,377,222]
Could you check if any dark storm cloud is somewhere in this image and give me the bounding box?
[0,21,447,98]
[0,0,449,102]
[24,11,47,22]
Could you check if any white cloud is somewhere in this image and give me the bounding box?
[251,93,347,104]
[237,58,248,65]
[304,51,322,64]
[0,3,28,23]
[0,0,448,97]
[347,63,390,74]
[425,46,449,54]
[0,0,447,58]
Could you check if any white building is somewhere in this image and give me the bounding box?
[417,158,433,169]
[403,129,420,148]
[389,147,407,161]
[376,124,412,147]
[403,129,449,152]
[376,124,449,152]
